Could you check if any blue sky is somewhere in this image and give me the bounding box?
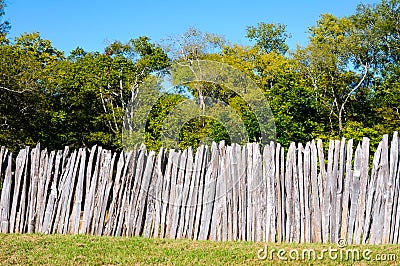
[5,0,379,54]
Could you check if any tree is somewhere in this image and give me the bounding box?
[221,44,320,146]
[0,0,10,40]
[52,37,170,150]
[351,0,400,135]
[0,33,61,151]
[294,14,372,136]
[0,32,170,151]
[246,22,291,54]
[163,27,225,112]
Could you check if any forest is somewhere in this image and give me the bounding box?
[0,0,399,152]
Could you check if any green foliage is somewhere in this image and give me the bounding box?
[0,33,170,152]
[246,22,290,54]
[1,1,399,152]
[144,93,185,151]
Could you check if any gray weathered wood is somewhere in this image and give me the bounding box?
[27,144,41,233]
[391,132,400,243]
[252,143,263,242]
[297,143,305,243]
[385,132,398,244]
[58,150,79,234]
[238,145,247,240]
[310,140,321,242]
[69,149,86,234]
[186,145,205,239]
[164,150,180,238]
[41,150,62,234]
[335,138,346,242]
[114,149,136,236]
[1,133,400,244]
[0,151,12,233]
[328,140,339,243]
[143,148,165,238]
[363,140,381,243]
[38,150,55,233]
[370,135,389,244]
[303,142,311,243]
[317,139,329,243]
[160,149,175,238]
[264,143,276,242]
[104,151,125,236]
[347,143,362,244]
[133,150,155,236]
[178,147,194,239]
[230,144,240,241]
[196,143,214,240]
[80,146,102,234]
[198,143,219,240]
[275,143,284,242]
[170,149,187,238]
[354,137,369,244]
[340,139,353,241]
[34,150,48,232]
[9,148,28,233]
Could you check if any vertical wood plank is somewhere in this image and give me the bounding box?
[303,142,311,243]
[114,149,136,236]
[104,151,125,236]
[133,150,155,236]
[264,143,276,242]
[27,144,40,233]
[178,147,194,239]
[252,143,263,242]
[127,145,146,236]
[370,135,388,244]
[69,149,86,234]
[198,143,218,240]
[329,140,340,243]
[335,139,346,243]
[170,149,187,238]
[310,140,321,242]
[59,150,79,234]
[41,150,62,234]
[9,148,28,233]
[391,132,400,243]
[230,144,240,241]
[160,149,176,238]
[297,143,305,243]
[238,145,247,240]
[0,151,12,233]
[347,143,362,244]
[354,137,370,244]
[275,143,283,242]
[80,146,102,234]
[340,139,353,241]
[38,150,55,233]
[187,145,206,239]
[34,150,48,232]
[143,148,165,238]
[385,132,398,243]
[317,139,329,243]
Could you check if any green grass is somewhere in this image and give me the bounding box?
[0,233,398,265]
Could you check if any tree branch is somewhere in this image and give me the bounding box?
[0,86,30,94]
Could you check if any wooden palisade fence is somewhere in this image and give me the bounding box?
[0,132,399,244]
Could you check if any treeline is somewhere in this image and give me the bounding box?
[0,0,399,152]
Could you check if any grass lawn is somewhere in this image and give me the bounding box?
[0,233,398,265]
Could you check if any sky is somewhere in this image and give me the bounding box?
[5,0,380,54]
